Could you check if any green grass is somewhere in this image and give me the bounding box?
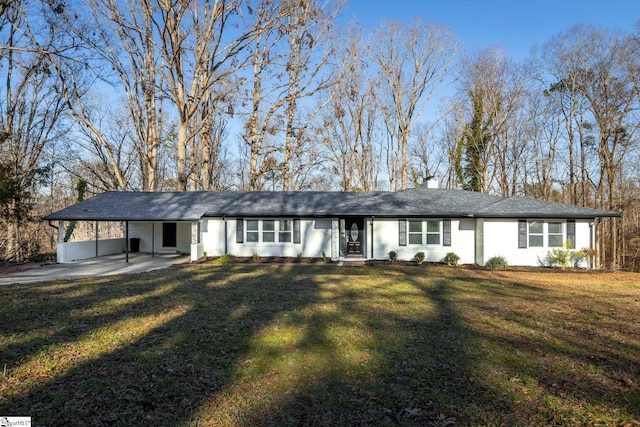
[1,264,639,426]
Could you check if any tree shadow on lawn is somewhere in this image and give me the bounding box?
[233,268,640,426]
[234,271,508,426]
[0,275,186,373]
[0,265,328,425]
[1,264,638,426]
[415,275,640,425]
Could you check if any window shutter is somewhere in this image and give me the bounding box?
[236,218,244,243]
[518,220,527,248]
[293,218,301,244]
[399,219,407,246]
[567,220,575,248]
[443,219,451,246]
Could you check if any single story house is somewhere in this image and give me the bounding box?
[44,179,619,267]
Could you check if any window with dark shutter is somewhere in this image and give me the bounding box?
[443,219,451,246]
[518,219,527,248]
[567,220,575,248]
[293,218,301,243]
[236,218,244,243]
[399,219,407,246]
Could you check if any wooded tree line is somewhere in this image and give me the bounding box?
[1,0,639,268]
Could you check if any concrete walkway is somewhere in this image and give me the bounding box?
[0,253,191,285]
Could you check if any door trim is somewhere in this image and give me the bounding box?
[162,222,177,248]
[345,217,364,257]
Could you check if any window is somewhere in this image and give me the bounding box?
[408,220,423,244]
[548,222,563,247]
[528,221,543,247]
[567,220,576,248]
[279,220,292,242]
[246,220,259,242]
[406,220,441,245]
[524,220,565,248]
[262,220,275,242]
[244,219,296,243]
[426,220,440,244]
[443,219,451,246]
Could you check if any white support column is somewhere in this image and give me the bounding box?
[57,221,65,263]
[58,221,64,243]
[331,218,339,261]
[191,221,199,244]
[190,221,202,261]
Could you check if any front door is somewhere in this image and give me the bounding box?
[346,218,364,256]
[163,222,177,247]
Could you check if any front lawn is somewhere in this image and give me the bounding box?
[1,264,639,426]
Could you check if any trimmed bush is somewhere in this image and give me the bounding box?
[414,251,425,264]
[388,251,398,262]
[486,256,509,270]
[213,254,236,265]
[443,252,460,266]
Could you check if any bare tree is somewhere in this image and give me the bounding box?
[68,103,138,191]
[67,0,167,191]
[410,122,447,187]
[453,47,530,194]
[370,18,460,190]
[242,0,286,190]
[537,25,640,267]
[278,0,337,190]
[0,1,74,261]
[155,0,290,191]
[523,93,561,201]
[190,105,231,190]
[319,25,381,191]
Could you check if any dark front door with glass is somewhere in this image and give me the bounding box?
[346,218,364,255]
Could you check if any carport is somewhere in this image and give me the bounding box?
[44,192,207,264]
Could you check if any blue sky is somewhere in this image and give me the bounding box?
[343,0,640,58]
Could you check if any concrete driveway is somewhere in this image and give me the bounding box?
[0,253,191,285]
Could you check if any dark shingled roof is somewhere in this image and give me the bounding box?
[44,189,619,221]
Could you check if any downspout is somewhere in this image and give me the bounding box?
[125,221,129,263]
[371,216,375,260]
[95,221,99,258]
[152,222,155,258]
[589,221,594,269]
[223,216,228,254]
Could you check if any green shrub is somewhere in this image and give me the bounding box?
[443,252,460,266]
[486,256,509,270]
[321,251,328,262]
[297,252,303,262]
[213,254,236,265]
[388,251,398,262]
[546,248,572,268]
[546,240,587,268]
[27,251,56,263]
[252,253,261,261]
[414,251,425,264]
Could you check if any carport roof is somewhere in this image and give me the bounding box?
[44,189,619,222]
